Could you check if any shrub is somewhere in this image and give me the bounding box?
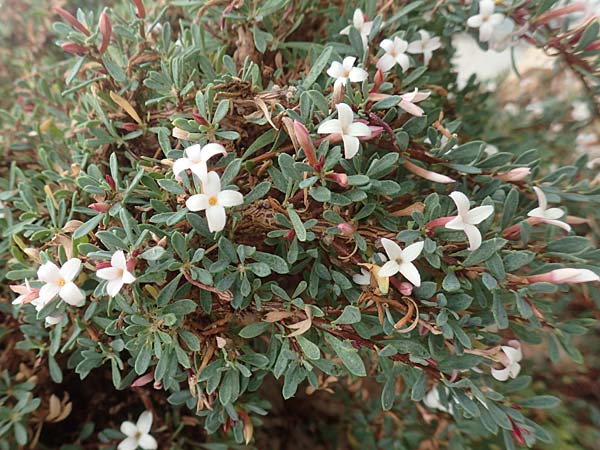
[1,0,600,449]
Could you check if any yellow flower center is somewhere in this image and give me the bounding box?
[57,278,66,286]
[208,196,218,206]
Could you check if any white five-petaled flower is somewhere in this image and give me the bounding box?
[491,340,522,381]
[376,37,410,72]
[186,171,244,232]
[398,89,431,117]
[340,8,373,48]
[527,187,571,232]
[36,258,85,309]
[445,191,494,251]
[467,0,506,43]
[118,411,157,450]
[407,30,441,65]
[172,143,227,182]
[326,56,368,89]
[317,103,371,159]
[96,250,136,297]
[378,238,424,287]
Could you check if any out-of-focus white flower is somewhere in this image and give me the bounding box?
[326,56,368,89]
[317,103,371,159]
[186,171,244,232]
[525,101,544,118]
[424,386,454,414]
[489,17,516,51]
[376,37,410,72]
[118,411,157,450]
[378,238,424,287]
[526,268,600,284]
[467,0,506,42]
[491,340,522,381]
[445,192,494,251]
[36,258,85,308]
[484,144,498,156]
[340,8,373,48]
[527,187,571,231]
[172,143,227,182]
[398,89,431,117]
[571,101,591,122]
[407,30,441,65]
[96,250,136,297]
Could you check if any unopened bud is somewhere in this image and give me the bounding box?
[497,167,531,182]
[132,0,146,19]
[285,229,295,242]
[192,113,210,126]
[172,127,190,140]
[54,6,91,36]
[326,172,348,187]
[105,174,116,191]
[398,282,413,296]
[121,122,139,131]
[61,42,87,56]
[337,223,354,236]
[293,120,318,167]
[89,202,110,213]
[99,10,112,53]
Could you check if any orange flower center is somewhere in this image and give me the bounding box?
[57,278,66,286]
[208,196,218,206]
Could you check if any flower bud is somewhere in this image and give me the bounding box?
[132,373,154,387]
[285,229,295,242]
[99,10,112,53]
[54,6,91,36]
[89,202,110,213]
[497,167,531,181]
[337,223,354,236]
[172,127,190,140]
[526,268,600,284]
[61,42,88,56]
[192,113,210,126]
[120,122,139,132]
[398,282,413,296]
[105,174,116,191]
[132,0,146,19]
[326,172,348,187]
[403,160,455,184]
[293,120,318,167]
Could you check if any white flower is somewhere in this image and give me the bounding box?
[424,386,454,414]
[326,56,368,89]
[378,238,424,287]
[96,251,136,297]
[527,187,571,232]
[398,89,431,117]
[45,314,64,326]
[186,171,244,232]
[37,258,85,308]
[317,103,371,159]
[376,37,410,72]
[491,340,522,381]
[571,101,591,122]
[353,253,387,285]
[118,411,157,450]
[489,17,516,51]
[407,30,441,65]
[445,191,494,251]
[172,143,227,182]
[467,0,506,42]
[10,279,38,305]
[340,8,373,48]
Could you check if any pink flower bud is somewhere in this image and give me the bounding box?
[132,372,154,387]
[132,0,146,19]
[121,122,139,131]
[285,229,295,242]
[526,268,600,284]
[403,160,455,184]
[99,10,112,53]
[425,216,454,231]
[61,42,88,56]
[337,223,354,235]
[89,202,110,213]
[54,6,91,36]
[368,92,390,102]
[96,261,112,270]
[192,112,210,126]
[126,257,137,272]
[293,120,318,168]
[497,167,531,181]
[326,172,348,187]
[398,282,413,296]
[372,69,385,93]
[105,174,116,191]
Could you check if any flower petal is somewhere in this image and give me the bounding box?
[206,205,227,232]
[353,270,371,285]
[327,61,345,79]
[118,437,138,450]
[59,282,85,306]
[336,103,354,129]
[399,100,424,117]
[491,366,510,381]
[542,207,564,220]
[317,119,342,135]
[381,238,403,261]
[97,267,121,281]
[466,205,493,225]
[532,187,547,211]
[502,345,522,363]
[137,411,153,434]
[172,157,194,177]
[542,219,571,232]
[200,143,227,163]
[111,250,127,270]
[342,135,360,159]
[138,434,158,450]
[401,241,424,262]
[380,38,395,53]
[38,283,60,303]
[480,0,495,16]
[184,144,202,161]
[463,223,483,251]
[59,258,82,281]
[396,53,410,72]
[217,190,244,207]
[398,261,421,287]
[352,8,364,29]
[38,262,61,283]
[467,14,483,28]
[120,421,137,437]
[407,40,423,54]
[106,279,124,297]
[378,260,401,278]
[445,216,465,230]
[527,207,544,218]
[122,270,136,284]
[202,171,221,196]
[347,121,372,138]
[348,67,368,83]
[376,54,396,72]
[186,194,209,212]
[342,56,356,70]
[449,191,471,218]
[479,22,494,42]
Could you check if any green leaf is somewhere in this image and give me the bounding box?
[518,395,560,409]
[239,322,271,338]
[332,305,361,325]
[73,214,104,239]
[302,46,333,89]
[325,333,366,377]
[287,207,307,242]
[296,335,320,360]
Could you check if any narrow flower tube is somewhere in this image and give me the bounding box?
[403,160,455,184]
[525,268,600,284]
[54,6,91,36]
[99,10,112,53]
[61,42,88,56]
[496,167,531,181]
[132,0,146,19]
[293,120,318,167]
